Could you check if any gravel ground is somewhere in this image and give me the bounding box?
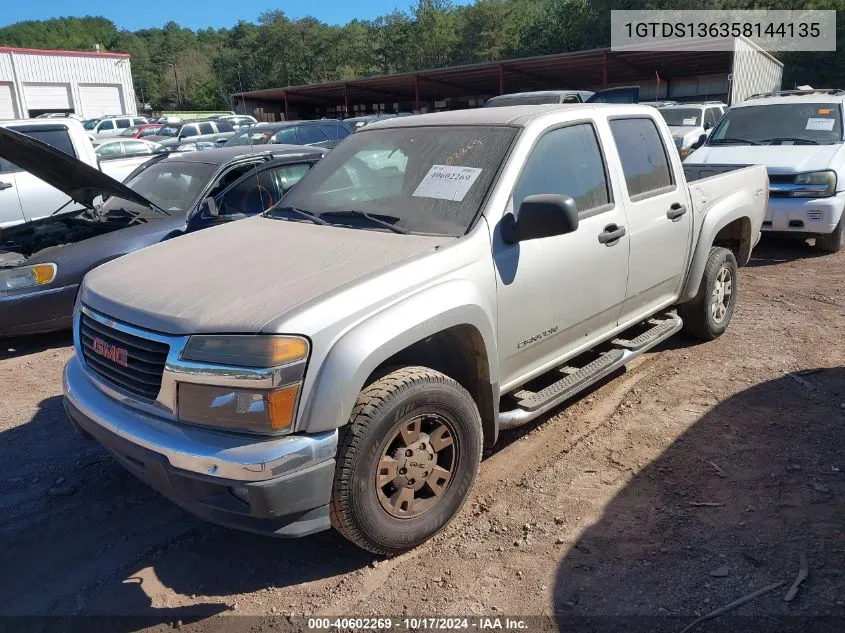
[1,237,843,632]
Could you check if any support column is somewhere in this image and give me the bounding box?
[283,92,289,121]
[414,75,420,112]
[499,64,504,95]
[343,84,349,116]
[602,51,608,88]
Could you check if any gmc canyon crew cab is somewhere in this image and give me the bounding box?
[64,104,767,555]
[686,89,845,253]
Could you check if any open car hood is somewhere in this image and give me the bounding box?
[0,126,155,210]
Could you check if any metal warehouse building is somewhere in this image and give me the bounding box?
[0,46,137,120]
[234,37,782,121]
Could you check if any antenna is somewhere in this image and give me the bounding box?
[235,65,269,212]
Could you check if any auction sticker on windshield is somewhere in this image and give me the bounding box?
[682,117,698,125]
[806,118,835,131]
[412,165,482,201]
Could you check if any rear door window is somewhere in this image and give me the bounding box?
[215,120,234,133]
[271,127,299,144]
[181,125,198,138]
[198,123,214,135]
[609,118,674,199]
[298,125,329,145]
[99,120,114,131]
[116,118,131,129]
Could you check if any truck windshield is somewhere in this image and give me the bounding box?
[271,125,517,236]
[709,103,843,145]
[658,108,703,127]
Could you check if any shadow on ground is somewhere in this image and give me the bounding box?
[0,330,73,360]
[0,393,375,620]
[553,369,845,632]
[746,234,829,268]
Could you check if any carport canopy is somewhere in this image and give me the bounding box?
[233,43,737,117]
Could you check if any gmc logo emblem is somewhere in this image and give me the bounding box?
[91,337,128,367]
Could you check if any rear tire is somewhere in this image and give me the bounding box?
[330,366,483,555]
[678,247,738,341]
[817,216,844,253]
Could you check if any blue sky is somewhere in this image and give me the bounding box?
[1,0,463,31]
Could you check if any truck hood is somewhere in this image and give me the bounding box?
[686,143,844,173]
[80,216,449,335]
[0,126,154,209]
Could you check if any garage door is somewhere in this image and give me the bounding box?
[23,83,72,114]
[0,83,18,120]
[78,84,124,118]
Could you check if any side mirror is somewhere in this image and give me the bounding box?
[201,197,219,217]
[501,194,579,244]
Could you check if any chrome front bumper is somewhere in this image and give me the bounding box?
[63,356,337,482]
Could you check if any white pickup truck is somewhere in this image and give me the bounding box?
[65,104,768,555]
[0,118,154,227]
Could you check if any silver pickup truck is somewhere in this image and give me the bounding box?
[63,104,768,555]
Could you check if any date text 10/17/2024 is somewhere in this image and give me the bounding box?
[307,617,530,631]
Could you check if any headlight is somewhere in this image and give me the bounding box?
[179,335,309,434]
[182,335,308,367]
[0,263,57,291]
[771,170,837,198]
[178,382,300,434]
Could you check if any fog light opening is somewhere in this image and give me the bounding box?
[230,485,250,505]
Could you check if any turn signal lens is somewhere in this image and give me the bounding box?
[267,383,299,431]
[32,264,57,285]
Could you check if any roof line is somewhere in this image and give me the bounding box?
[0,46,130,59]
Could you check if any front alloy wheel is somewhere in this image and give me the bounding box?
[331,366,482,555]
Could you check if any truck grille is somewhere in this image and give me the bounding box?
[80,312,169,401]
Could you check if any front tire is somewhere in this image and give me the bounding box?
[817,216,844,253]
[330,366,483,555]
[679,247,738,341]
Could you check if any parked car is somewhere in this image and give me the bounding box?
[484,87,640,107]
[145,119,236,150]
[685,89,845,253]
[63,104,767,554]
[657,102,727,159]
[225,120,352,149]
[0,130,325,336]
[154,116,183,125]
[1,119,101,227]
[118,123,164,139]
[344,113,412,131]
[210,114,258,129]
[36,113,83,120]
[84,116,150,139]
[93,138,165,182]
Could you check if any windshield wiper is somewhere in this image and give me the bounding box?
[267,205,327,225]
[709,138,760,145]
[760,137,819,145]
[320,210,409,234]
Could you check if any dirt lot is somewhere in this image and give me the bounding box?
[1,237,844,631]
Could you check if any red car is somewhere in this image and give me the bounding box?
[119,123,163,139]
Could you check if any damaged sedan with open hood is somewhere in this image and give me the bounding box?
[0,126,324,336]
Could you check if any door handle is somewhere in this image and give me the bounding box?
[0,181,12,191]
[598,224,626,245]
[667,202,687,221]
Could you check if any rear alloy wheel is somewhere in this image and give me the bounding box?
[330,366,482,555]
[679,246,738,340]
